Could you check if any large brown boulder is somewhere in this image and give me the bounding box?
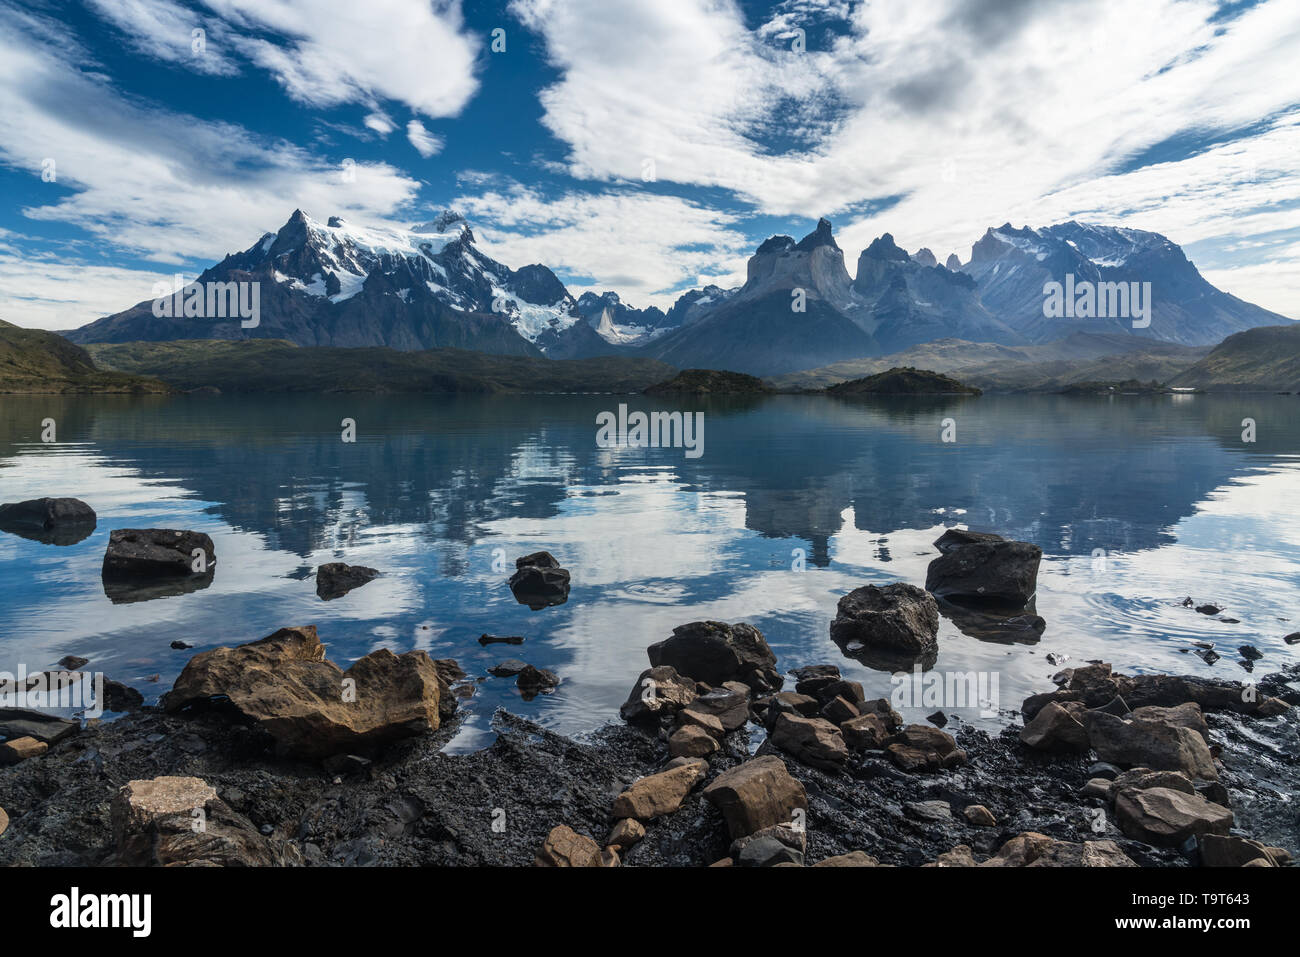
[703,755,807,840]
[647,621,781,693]
[611,760,709,821]
[769,713,849,770]
[681,682,751,731]
[535,825,602,867]
[1127,702,1209,742]
[924,529,1041,606]
[982,832,1136,867]
[619,665,698,723]
[1019,701,1089,752]
[886,724,966,772]
[829,583,939,663]
[164,626,444,759]
[1114,787,1233,847]
[112,776,301,866]
[1197,834,1285,867]
[1085,710,1217,780]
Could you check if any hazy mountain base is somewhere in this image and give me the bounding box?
[770,333,1213,393]
[87,339,677,394]
[0,320,168,394]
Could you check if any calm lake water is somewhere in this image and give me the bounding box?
[1,393,1298,752]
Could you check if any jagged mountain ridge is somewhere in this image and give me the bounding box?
[67,210,1292,374]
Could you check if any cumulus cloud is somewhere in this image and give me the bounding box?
[206,0,481,118]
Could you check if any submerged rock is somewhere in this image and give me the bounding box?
[164,625,445,759]
[0,497,96,545]
[315,562,379,600]
[925,529,1041,606]
[516,664,559,698]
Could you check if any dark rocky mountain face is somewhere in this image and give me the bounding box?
[851,233,1023,354]
[67,209,586,357]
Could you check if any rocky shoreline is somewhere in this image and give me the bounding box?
[2,629,1295,868]
[1,534,1296,868]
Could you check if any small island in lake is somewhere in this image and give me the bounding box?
[644,368,773,395]
[826,366,982,396]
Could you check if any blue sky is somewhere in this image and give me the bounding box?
[1,0,1298,329]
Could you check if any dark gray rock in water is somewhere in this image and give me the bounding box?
[316,562,379,601]
[647,620,782,693]
[104,680,144,712]
[102,529,215,580]
[516,664,559,698]
[57,655,89,670]
[489,659,529,677]
[508,551,570,609]
[0,497,96,545]
[479,633,525,645]
[925,530,1041,606]
[829,583,939,667]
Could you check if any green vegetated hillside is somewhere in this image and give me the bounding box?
[826,366,981,395]
[86,338,677,394]
[0,319,168,394]
[1169,324,1300,392]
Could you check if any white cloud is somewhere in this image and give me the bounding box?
[456,185,750,308]
[0,12,423,328]
[0,253,169,331]
[514,0,1300,308]
[406,120,445,158]
[364,111,396,135]
[205,0,481,118]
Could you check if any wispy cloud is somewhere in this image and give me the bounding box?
[406,120,445,158]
